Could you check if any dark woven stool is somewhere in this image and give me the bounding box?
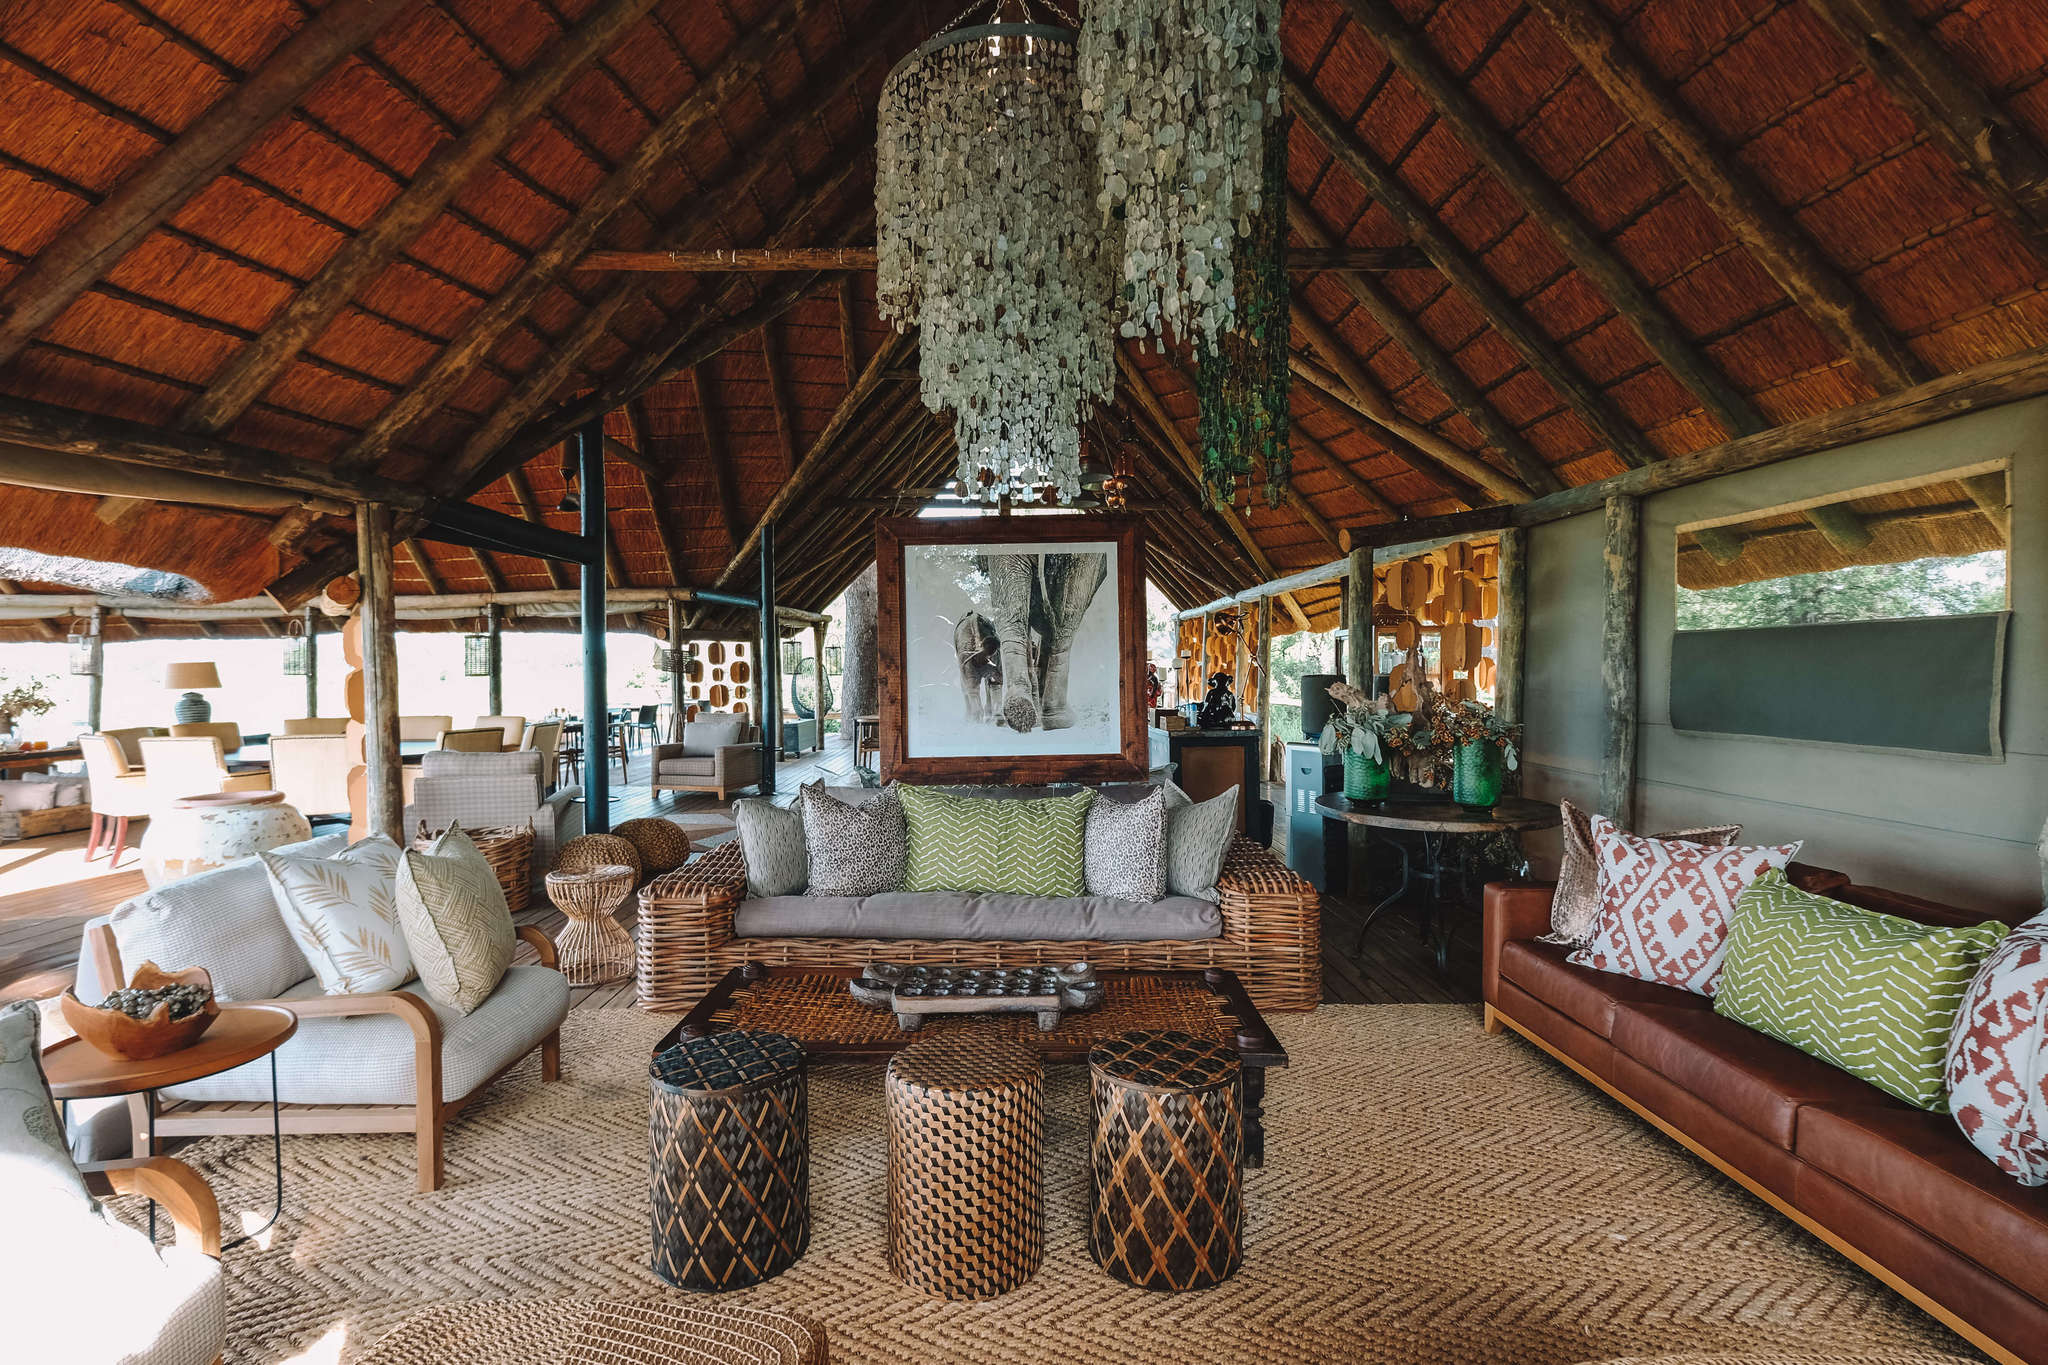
[886,1036,1043,1301]
[1089,1029,1243,1291]
[650,1030,809,1291]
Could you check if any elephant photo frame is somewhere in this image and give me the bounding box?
[875,517,1147,785]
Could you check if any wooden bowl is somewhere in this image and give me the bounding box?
[60,963,219,1060]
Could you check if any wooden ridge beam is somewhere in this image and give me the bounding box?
[433,157,862,497]
[626,398,684,586]
[1526,0,1929,391]
[574,243,1435,273]
[333,0,822,476]
[693,363,744,552]
[1803,0,2048,261]
[177,0,665,435]
[1341,0,1765,440]
[1285,68,1663,473]
[0,0,413,367]
[760,320,800,475]
[1290,191,1558,497]
[838,275,862,390]
[713,327,911,588]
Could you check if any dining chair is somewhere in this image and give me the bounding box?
[78,733,152,865]
[632,704,660,750]
[473,714,526,749]
[398,715,455,743]
[137,736,270,809]
[437,726,505,754]
[169,720,243,752]
[279,717,350,736]
[265,734,351,822]
[99,727,160,769]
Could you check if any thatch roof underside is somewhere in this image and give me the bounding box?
[0,0,2045,643]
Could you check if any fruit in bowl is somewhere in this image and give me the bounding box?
[60,963,219,1060]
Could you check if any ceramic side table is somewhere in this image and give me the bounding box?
[140,790,311,888]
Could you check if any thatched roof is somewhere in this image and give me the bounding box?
[0,0,2045,641]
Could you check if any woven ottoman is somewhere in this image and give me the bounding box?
[886,1036,1043,1301]
[546,864,636,986]
[1089,1030,1243,1291]
[650,1031,809,1291]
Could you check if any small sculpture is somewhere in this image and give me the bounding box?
[1143,661,1163,710]
[1196,671,1237,728]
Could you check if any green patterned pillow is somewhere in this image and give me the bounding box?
[1715,869,2008,1110]
[898,787,1094,897]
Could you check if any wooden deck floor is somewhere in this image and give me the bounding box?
[0,740,1480,1010]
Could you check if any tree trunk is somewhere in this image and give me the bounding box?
[840,563,878,745]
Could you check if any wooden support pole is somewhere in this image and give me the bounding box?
[667,598,686,739]
[758,519,778,793]
[356,502,402,844]
[1256,594,1274,785]
[84,605,104,732]
[301,603,319,719]
[1344,547,1373,695]
[812,619,828,751]
[1495,527,1527,729]
[1527,0,1927,392]
[1599,495,1641,830]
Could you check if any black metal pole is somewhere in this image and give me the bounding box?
[759,519,777,795]
[579,419,610,833]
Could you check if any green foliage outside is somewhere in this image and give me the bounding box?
[1675,552,2004,631]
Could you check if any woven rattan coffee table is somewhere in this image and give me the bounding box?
[654,965,1289,1166]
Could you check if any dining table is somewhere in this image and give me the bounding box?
[0,744,82,777]
[226,739,438,772]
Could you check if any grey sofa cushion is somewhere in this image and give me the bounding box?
[657,756,718,779]
[159,965,568,1107]
[734,889,1221,942]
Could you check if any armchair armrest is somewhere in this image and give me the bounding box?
[650,742,687,763]
[714,743,762,783]
[1213,837,1320,1012]
[516,923,558,969]
[85,1156,221,1257]
[1481,881,1557,1009]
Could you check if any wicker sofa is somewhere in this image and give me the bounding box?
[635,828,1321,1015]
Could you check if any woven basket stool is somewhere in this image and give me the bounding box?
[650,1030,809,1292]
[1088,1029,1243,1291]
[556,830,642,882]
[613,816,692,874]
[545,864,637,986]
[413,821,533,914]
[886,1036,1043,1301]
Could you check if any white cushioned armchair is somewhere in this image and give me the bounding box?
[73,833,569,1191]
[403,749,582,880]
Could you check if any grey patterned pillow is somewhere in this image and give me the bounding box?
[1539,798,1742,947]
[802,784,906,897]
[1,999,90,1209]
[733,783,815,898]
[1085,785,1167,902]
[1162,781,1237,902]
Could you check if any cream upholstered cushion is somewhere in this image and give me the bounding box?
[1,1000,90,1210]
[397,824,515,1015]
[159,967,567,1107]
[1161,781,1237,902]
[106,836,337,1002]
[261,835,410,994]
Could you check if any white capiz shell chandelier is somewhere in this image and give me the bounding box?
[1079,0,1283,350]
[876,22,1115,504]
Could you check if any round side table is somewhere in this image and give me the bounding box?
[1088,1029,1243,1291]
[545,864,636,986]
[649,1030,809,1291]
[886,1037,1043,1301]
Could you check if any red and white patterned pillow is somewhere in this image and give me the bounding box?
[1568,813,1802,996]
[1946,911,2048,1184]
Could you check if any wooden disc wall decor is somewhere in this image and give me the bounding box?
[710,684,730,707]
[713,667,725,681]
[1475,658,1497,690]
[1422,593,1446,625]
[709,642,726,665]
[1480,584,1500,619]
[685,658,703,682]
[731,660,751,683]
[735,686,748,699]
[1446,675,1477,702]
[1392,618,1418,650]
[690,684,703,699]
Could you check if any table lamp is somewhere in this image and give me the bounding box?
[165,661,221,724]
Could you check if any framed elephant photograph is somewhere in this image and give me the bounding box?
[874,517,1147,784]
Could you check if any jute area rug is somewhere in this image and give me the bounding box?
[135,1005,1986,1365]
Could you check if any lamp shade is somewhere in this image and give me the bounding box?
[164,661,221,690]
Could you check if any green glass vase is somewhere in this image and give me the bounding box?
[1342,750,1391,801]
[1453,740,1505,811]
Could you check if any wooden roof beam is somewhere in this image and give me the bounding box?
[573,244,1433,272]
[177,0,665,436]
[1341,0,1765,441]
[838,276,862,390]
[502,468,569,591]
[760,321,800,475]
[400,540,445,596]
[470,548,507,593]
[626,398,685,586]
[0,0,413,367]
[1290,191,1559,496]
[692,363,744,552]
[1121,406,1287,610]
[1285,68,1663,473]
[332,0,822,477]
[1286,310,1531,502]
[1803,0,2048,262]
[1289,425,1401,521]
[1526,0,1929,391]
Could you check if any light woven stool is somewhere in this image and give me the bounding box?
[1088,1029,1243,1291]
[886,1036,1043,1301]
[650,1030,809,1292]
[613,816,692,874]
[546,864,636,986]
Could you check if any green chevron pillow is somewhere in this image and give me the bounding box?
[1715,870,2008,1110]
[898,786,1094,898]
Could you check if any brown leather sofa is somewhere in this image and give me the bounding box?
[1483,870,2047,1365]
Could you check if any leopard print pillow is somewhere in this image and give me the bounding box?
[801,785,906,897]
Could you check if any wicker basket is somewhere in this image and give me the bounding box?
[613,817,692,875]
[556,831,643,883]
[413,821,533,914]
